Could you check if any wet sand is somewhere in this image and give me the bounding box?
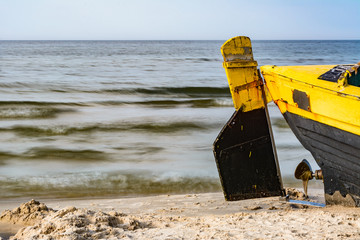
[0,189,359,239]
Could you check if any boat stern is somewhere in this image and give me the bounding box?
[213,36,284,201]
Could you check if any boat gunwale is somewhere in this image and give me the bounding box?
[261,65,360,100]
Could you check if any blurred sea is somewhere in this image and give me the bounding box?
[0,40,359,199]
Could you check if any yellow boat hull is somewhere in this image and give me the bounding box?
[261,64,360,206]
[261,64,360,136]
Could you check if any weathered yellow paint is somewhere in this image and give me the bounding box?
[261,65,360,136]
[221,36,272,112]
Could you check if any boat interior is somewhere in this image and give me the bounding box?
[319,63,360,86]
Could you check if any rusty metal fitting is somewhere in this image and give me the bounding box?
[313,170,323,180]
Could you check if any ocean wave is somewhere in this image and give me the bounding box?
[0,151,17,160]
[25,147,108,161]
[128,122,209,132]
[0,82,34,88]
[130,86,230,97]
[100,98,232,108]
[0,101,87,107]
[0,97,231,120]
[184,57,220,62]
[0,148,108,163]
[0,101,86,120]
[0,146,166,163]
[0,151,17,166]
[0,85,230,98]
[113,146,164,156]
[0,101,86,119]
[0,100,230,118]
[0,172,221,199]
[1,121,212,137]
[84,86,231,97]
[137,98,233,108]
[0,106,76,119]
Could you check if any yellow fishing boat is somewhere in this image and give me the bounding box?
[214,36,360,207]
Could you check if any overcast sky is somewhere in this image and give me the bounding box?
[1,0,359,40]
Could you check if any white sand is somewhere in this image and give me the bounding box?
[0,189,359,239]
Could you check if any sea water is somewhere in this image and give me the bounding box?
[0,40,359,199]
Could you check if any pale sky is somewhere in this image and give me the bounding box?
[1,0,359,40]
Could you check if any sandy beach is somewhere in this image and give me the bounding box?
[0,188,359,239]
